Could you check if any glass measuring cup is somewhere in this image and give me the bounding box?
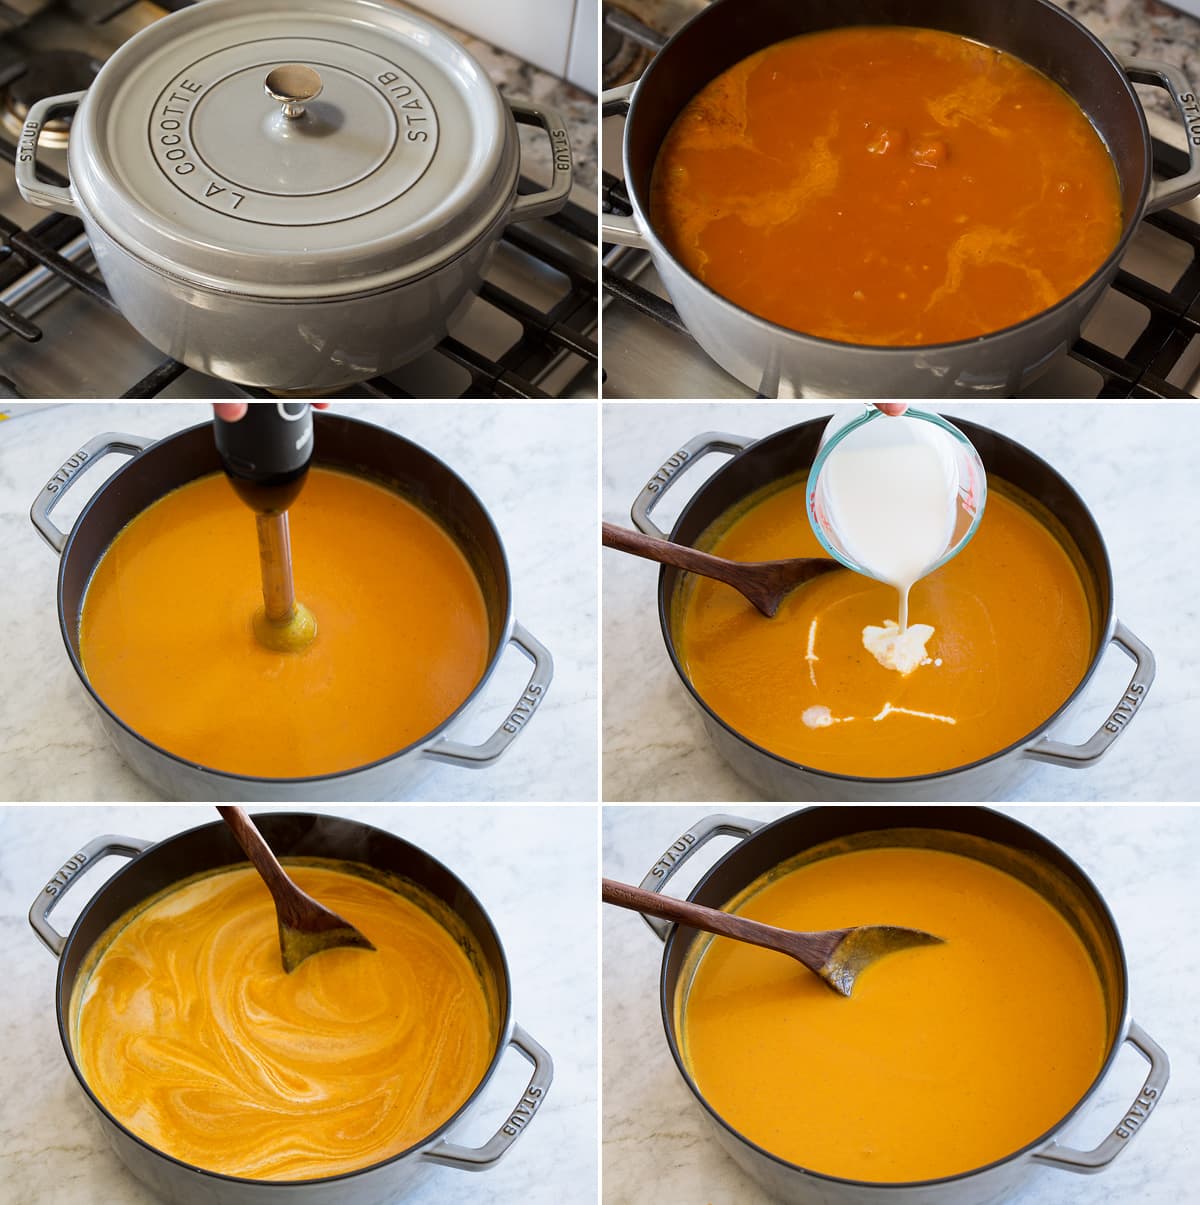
[806,406,987,584]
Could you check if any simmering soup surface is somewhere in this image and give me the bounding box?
[679,478,1093,777]
[79,468,491,777]
[680,842,1109,1181]
[650,27,1123,345]
[71,862,497,1181]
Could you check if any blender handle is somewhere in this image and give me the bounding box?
[632,814,763,942]
[29,835,153,957]
[629,432,755,541]
[1025,621,1154,767]
[30,431,156,554]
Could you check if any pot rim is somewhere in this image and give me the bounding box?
[657,804,1133,1190]
[55,413,516,786]
[53,811,516,1188]
[621,0,1153,355]
[655,414,1118,786]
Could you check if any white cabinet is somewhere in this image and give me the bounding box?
[408,0,586,81]
[567,0,598,92]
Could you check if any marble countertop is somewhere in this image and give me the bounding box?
[602,803,1200,1205]
[0,402,598,802]
[428,7,597,195]
[1063,0,1200,126]
[603,402,1200,802]
[0,804,597,1205]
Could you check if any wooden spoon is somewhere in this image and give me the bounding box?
[217,806,375,973]
[602,522,841,617]
[603,878,942,997]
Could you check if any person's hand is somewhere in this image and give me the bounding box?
[874,403,908,416]
[213,402,329,421]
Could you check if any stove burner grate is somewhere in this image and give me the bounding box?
[0,126,597,398]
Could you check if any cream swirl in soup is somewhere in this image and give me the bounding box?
[71,862,497,1180]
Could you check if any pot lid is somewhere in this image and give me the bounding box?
[72,0,517,295]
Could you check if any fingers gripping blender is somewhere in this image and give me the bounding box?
[214,402,318,653]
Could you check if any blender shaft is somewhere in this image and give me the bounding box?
[256,511,296,622]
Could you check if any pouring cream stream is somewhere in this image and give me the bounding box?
[821,415,959,673]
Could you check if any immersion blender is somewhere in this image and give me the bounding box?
[214,402,318,652]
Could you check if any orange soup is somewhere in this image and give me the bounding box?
[79,467,491,778]
[679,839,1110,1181]
[650,27,1122,345]
[678,478,1094,777]
[71,861,498,1180]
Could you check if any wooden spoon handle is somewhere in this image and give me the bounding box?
[602,877,820,964]
[602,522,740,587]
[217,806,305,926]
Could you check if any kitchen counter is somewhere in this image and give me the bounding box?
[602,803,1200,1205]
[430,9,598,195]
[602,402,1200,801]
[1064,0,1200,126]
[0,402,598,802]
[0,804,598,1205]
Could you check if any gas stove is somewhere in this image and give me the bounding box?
[0,1,598,399]
[601,3,1200,399]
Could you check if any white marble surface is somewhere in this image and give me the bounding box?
[0,804,598,1205]
[0,402,598,802]
[602,402,1200,801]
[602,804,1200,1205]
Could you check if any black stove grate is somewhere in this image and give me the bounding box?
[602,147,1200,400]
[0,10,597,400]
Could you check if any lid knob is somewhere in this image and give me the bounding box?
[265,64,323,120]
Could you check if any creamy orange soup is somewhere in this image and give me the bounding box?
[79,467,491,777]
[71,862,497,1181]
[678,478,1094,777]
[650,27,1122,345]
[680,840,1110,1181]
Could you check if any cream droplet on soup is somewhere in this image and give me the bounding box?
[863,619,935,674]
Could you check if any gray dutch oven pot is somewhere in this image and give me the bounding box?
[602,0,1200,398]
[630,415,1153,802]
[636,806,1168,1205]
[28,812,552,1205]
[14,0,573,392]
[28,412,552,802]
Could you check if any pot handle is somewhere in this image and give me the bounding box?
[14,90,85,216]
[1122,59,1200,214]
[29,431,156,555]
[600,81,648,248]
[506,100,573,225]
[1025,621,1154,767]
[423,622,553,767]
[1033,1020,1168,1173]
[29,835,153,958]
[423,1023,552,1170]
[629,431,755,541]
[633,814,763,942]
